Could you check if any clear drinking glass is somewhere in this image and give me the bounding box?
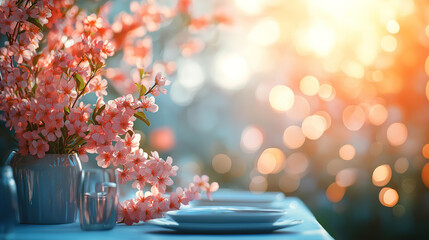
[79,169,118,231]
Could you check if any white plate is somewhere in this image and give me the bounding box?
[190,190,285,209]
[166,206,286,224]
[147,217,303,234]
[195,190,284,203]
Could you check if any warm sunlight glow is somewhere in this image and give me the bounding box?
[214,52,249,91]
[387,123,408,146]
[283,125,306,149]
[249,17,280,46]
[287,95,310,121]
[368,104,388,126]
[386,20,400,34]
[235,0,264,15]
[269,85,295,112]
[257,148,285,174]
[339,144,356,161]
[300,75,320,96]
[296,23,336,57]
[343,105,366,131]
[302,115,327,140]
[240,126,264,153]
[318,83,335,101]
[381,35,397,52]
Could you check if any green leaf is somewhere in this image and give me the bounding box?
[96,105,106,116]
[32,54,41,66]
[31,82,38,95]
[38,133,47,141]
[85,54,94,71]
[96,62,104,70]
[27,17,43,30]
[139,69,145,79]
[64,106,70,115]
[134,112,150,127]
[73,73,85,91]
[92,104,105,125]
[136,83,147,98]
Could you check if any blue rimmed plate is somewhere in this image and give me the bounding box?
[146,217,303,234]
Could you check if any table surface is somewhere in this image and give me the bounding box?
[6,197,333,240]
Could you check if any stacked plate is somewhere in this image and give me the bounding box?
[146,206,303,233]
[190,190,286,209]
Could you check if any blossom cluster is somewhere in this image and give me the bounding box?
[117,174,219,225]
[0,0,222,224]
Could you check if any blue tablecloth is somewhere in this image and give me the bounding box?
[5,197,333,240]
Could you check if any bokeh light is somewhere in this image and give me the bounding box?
[257,148,285,174]
[269,85,295,112]
[287,95,311,121]
[386,123,408,146]
[240,126,264,153]
[343,105,366,131]
[336,168,358,187]
[302,115,327,140]
[283,125,306,149]
[339,144,356,161]
[326,182,346,203]
[284,152,309,176]
[300,75,320,96]
[386,20,400,34]
[379,187,399,207]
[214,52,249,91]
[248,17,280,46]
[381,35,397,52]
[394,157,409,174]
[318,83,336,101]
[422,144,429,159]
[212,154,232,174]
[372,164,392,187]
[149,127,175,151]
[368,104,388,126]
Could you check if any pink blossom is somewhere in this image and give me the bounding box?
[125,148,147,171]
[29,140,49,158]
[139,96,158,112]
[131,168,147,190]
[151,72,170,96]
[84,14,103,32]
[116,167,134,184]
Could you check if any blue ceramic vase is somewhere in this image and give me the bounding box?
[7,152,82,224]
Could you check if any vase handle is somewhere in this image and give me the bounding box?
[6,150,17,166]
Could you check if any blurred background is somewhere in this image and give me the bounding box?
[2,0,429,239]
